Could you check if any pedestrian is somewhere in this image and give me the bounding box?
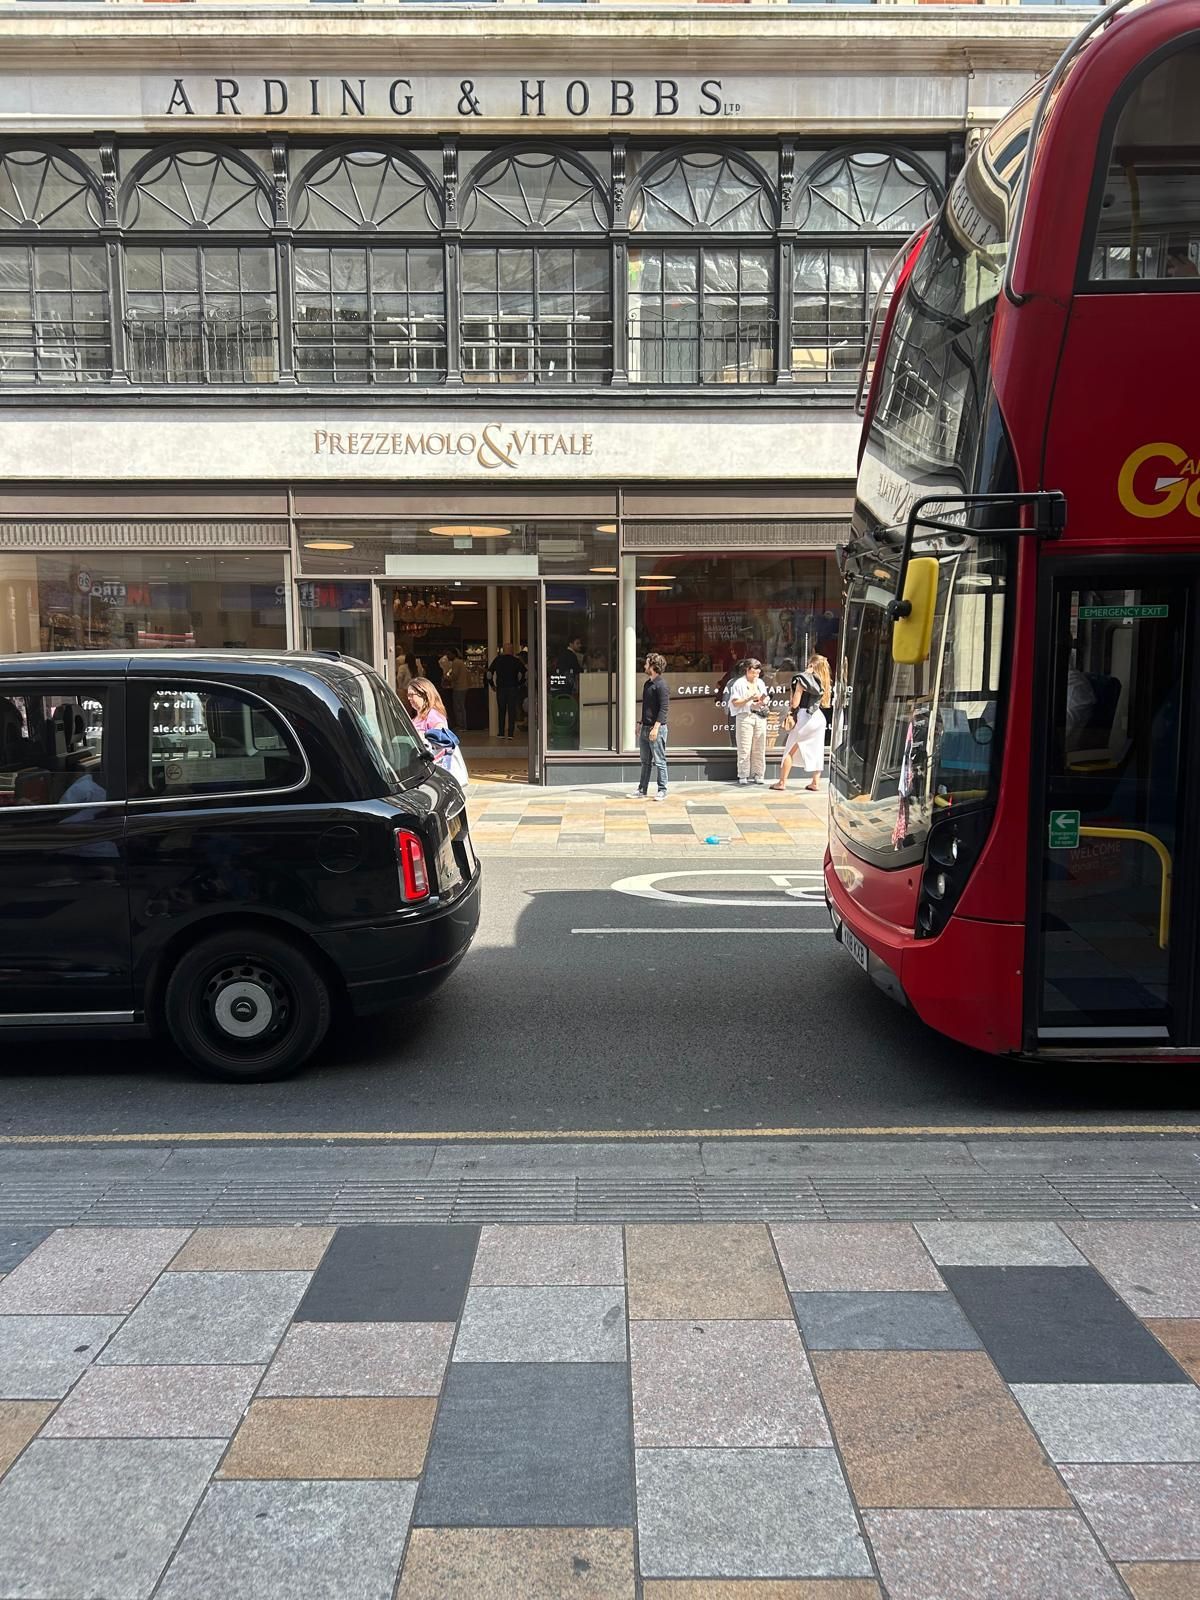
[444,651,470,730]
[633,651,669,802]
[771,651,832,792]
[395,652,417,696]
[487,641,525,740]
[405,677,468,784]
[727,657,769,785]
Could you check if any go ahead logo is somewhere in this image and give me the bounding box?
[1118,442,1200,519]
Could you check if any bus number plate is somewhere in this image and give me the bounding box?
[842,927,870,973]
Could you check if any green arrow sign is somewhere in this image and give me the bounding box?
[1048,809,1080,849]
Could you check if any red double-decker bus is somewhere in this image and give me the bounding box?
[827,0,1200,1062]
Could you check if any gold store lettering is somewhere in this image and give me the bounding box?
[312,426,595,470]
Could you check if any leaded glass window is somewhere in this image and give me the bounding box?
[0,243,110,383]
[124,245,277,383]
[293,246,445,384]
[0,150,102,231]
[462,153,606,234]
[791,246,892,385]
[629,152,774,234]
[796,150,936,234]
[123,150,273,231]
[628,247,774,384]
[461,246,610,383]
[294,151,440,233]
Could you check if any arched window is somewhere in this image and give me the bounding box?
[627,151,776,386]
[121,150,277,385]
[461,152,610,384]
[292,151,444,386]
[791,148,940,386]
[0,150,108,384]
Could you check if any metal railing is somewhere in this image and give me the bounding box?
[126,318,280,385]
[791,313,879,386]
[293,318,447,385]
[0,318,113,383]
[461,317,612,385]
[627,317,775,384]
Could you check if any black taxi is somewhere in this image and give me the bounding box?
[0,651,480,1081]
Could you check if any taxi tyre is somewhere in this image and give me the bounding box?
[164,926,332,1083]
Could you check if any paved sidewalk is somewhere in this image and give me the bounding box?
[0,1217,1197,1599]
[465,781,827,856]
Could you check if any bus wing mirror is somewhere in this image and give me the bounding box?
[890,557,939,665]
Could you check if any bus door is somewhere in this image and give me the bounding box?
[1033,569,1199,1048]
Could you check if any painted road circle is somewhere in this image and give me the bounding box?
[610,868,827,908]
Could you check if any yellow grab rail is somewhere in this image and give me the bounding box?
[1077,826,1173,949]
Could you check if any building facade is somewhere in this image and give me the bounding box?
[0,3,1088,781]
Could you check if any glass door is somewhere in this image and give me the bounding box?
[1035,569,1197,1045]
[527,588,543,785]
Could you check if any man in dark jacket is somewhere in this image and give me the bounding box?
[635,651,670,801]
[487,642,526,740]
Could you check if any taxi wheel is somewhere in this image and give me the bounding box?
[164,928,331,1083]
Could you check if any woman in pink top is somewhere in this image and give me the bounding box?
[406,677,449,737]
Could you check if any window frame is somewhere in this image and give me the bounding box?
[0,678,124,812]
[626,242,777,386]
[459,241,612,386]
[292,241,448,386]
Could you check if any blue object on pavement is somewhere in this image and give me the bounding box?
[705,835,721,845]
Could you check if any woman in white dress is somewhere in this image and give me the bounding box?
[771,652,832,792]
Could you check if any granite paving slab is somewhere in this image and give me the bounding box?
[635,1448,871,1580]
[1144,1319,1200,1381]
[259,1320,454,1397]
[155,1478,417,1600]
[792,1292,981,1351]
[641,1585,882,1598]
[771,1225,943,1292]
[295,1224,479,1323]
[630,1320,830,1447]
[811,1352,1071,1509]
[625,1225,791,1320]
[470,1224,625,1286]
[99,1270,311,1366]
[1012,1383,1200,1462]
[43,1363,262,1439]
[915,1224,1085,1268]
[168,1226,335,1272]
[0,1227,189,1315]
[939,1266,1190,1384]
[0,1313,123,1399]
[1118,1562,1200,1599]
[1064,1223,1200,1316]
[0,1401,53,1476]
[0,1228,50,1273]
[395,1528,637,1599]
[454,1285,627,1363]
[1059,1464,1200,1560]
[0,1437,222,1600]
[416,1362,634,1527]
[864,1509,1125,1600]
[219,1396,435,1479]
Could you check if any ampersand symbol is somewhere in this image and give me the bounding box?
[458,80,481,116]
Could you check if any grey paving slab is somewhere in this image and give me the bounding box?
[259,1320,453,1397]
[864,1509,1125,1600]
[941,1267,1190,1384]
[0,1228,51,1273]
[968,1139,1200,1171]
[1012,1384,1200,1462]
[453,1286,627,1363]
[430,1143,702,1175]
[0,1437,221,1599]
[1064,1224,1200,1316]
[0,1227,190,1315]
[99,1271,310,1366]
[155,1479,417,1600]
[471,1224,625,1285]
[771,1225,944,1292]
[416,1363,633,1527]
[635,1448,871,1580]
[702,1140,977,1173]
[295,1225,478,1322]
[792,1292,982,1351]
[160,1145,438,1178]
[43,1363,262,1439]
[916,1224,1085,1267]
[1061,1465,1200,1561]
[0,1314,122,1400]
[630,1320,830,1447]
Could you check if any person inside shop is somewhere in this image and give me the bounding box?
[395,653,417,696]
[487,642,526,742]
[441,651,471,730]
[727,657,770,785]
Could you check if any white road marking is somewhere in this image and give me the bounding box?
[572,927,831,935]
[611,868,826,909]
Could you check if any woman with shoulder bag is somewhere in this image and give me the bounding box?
[771,651,832,792]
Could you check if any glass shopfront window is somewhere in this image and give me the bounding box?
[544,583,617,751]
[298,578,374,664]
[0,551,288,655]
[296,520,616,577]
[633,552,841,749]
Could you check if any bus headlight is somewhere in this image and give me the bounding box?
[916,808,994,939]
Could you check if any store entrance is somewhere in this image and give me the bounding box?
[381,582,537,784]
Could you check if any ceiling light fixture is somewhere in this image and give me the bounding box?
[594,523,617,535]
[428,524,511,539]
[636,585,672,593]
[303,539,355,552]
[449,600,478,607]
[589,567,617,574]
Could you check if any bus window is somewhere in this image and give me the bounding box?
[1088,40,1200,283]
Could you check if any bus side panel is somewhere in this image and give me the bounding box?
[899,917,1025,1055]
[827,828,922,933]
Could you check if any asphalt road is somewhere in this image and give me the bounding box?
[1,854,1197,1137]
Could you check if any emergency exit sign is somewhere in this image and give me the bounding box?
[1078,604,1168,620]
[1048,809,1081,849]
